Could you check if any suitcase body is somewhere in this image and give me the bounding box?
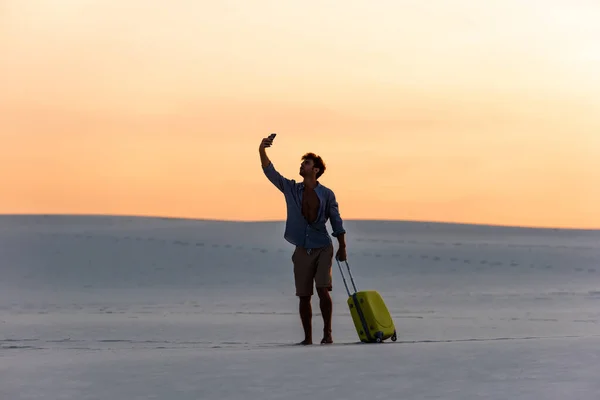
[348,290,397,343]
[336,258,397,343]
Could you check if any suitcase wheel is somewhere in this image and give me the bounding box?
[374,331,383,343]
[391,331,397,342]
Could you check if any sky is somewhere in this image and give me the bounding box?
[2,0,600,229]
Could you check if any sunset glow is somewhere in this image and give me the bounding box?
[2,0,599,228]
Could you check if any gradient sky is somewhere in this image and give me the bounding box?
[2,0,599,228]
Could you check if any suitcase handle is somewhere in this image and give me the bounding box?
[335,256,358,296]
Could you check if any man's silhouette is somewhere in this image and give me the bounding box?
[259,135,347,345]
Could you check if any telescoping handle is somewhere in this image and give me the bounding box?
[335,256,358,296]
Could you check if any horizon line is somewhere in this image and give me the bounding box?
[1,212,598,232]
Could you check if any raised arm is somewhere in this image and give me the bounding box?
[259,135,293,193]
[259,136,273,168]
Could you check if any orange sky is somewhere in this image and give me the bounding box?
[2,0,599,229]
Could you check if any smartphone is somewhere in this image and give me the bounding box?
[268,133,277,140]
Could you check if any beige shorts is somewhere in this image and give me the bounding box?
[292,244,334,297]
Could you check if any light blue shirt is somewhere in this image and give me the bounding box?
[262,162,346,249]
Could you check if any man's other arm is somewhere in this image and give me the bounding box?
[328,190,347,259]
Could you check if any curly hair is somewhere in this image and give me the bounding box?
[301,152,326,179]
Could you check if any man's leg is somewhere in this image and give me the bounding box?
[316,288,332,344]
[315,244,334,344]
[293,247,316,345]
[298,296,312,345]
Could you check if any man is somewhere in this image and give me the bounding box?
[259,135,347,345]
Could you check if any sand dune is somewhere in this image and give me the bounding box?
[1,214,599,399]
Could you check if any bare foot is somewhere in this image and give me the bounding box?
[320,336,333,344]
[298,339,312,345]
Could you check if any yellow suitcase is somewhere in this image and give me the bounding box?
[336,258,397,343]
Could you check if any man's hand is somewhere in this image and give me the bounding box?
[259,136,275,150]
[259,135,275,168]
[334,233,347,261]
[336,246,347,262]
